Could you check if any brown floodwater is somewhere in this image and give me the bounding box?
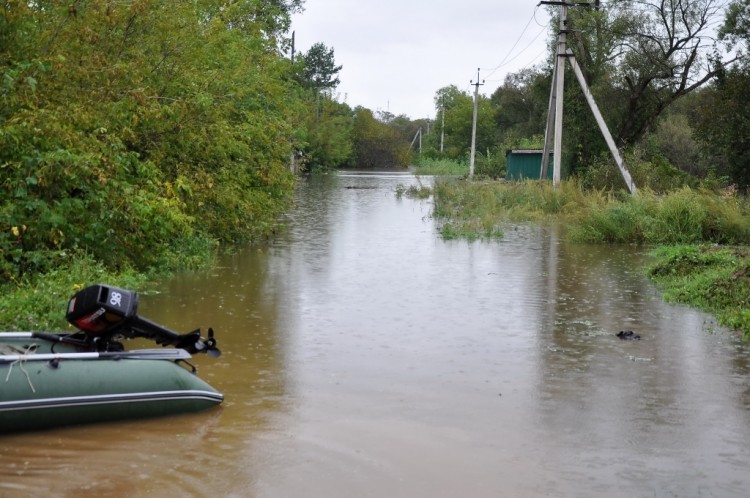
[3,171,750,497]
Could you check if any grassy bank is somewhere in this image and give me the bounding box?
[648,245,750,339]
[0,255,155,331]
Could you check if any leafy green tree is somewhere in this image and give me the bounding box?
[686,0,750,188]
[301,96,354,171]
[569,1,731,144]
[432,86,495,160]
[294,42,350,170]
[0,0,299,279]
[298,42,342,91]
[720,0,750,44]
[351,108,412,168]
[693,69,750,188]
[490,68,550,145]
[651,100,708,178]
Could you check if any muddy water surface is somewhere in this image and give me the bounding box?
[3,171,750,497]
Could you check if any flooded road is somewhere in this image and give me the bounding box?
[3,171,750,497]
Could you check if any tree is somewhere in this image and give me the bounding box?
[693,71,750,188]
[301,97,354,171]
[719,0,750,44]
[351,108,412,168]
[430,86,494,160]
[490,67,549,144]
[0,0,300,278]
[299,42,342,91]
[567,0,735,147]
[690,0,750,188]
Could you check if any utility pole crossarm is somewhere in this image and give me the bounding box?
[538,1,596,6]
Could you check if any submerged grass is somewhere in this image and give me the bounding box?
[395,181,432,200]
[432,178,750,245]
[432,178,589,239]
[433,178,750,338]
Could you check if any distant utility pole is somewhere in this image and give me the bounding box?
[469,68,484,178]
[440,96,445,153]
[539,1,636,194]
[410,128,422,155]
[291,31,295,62]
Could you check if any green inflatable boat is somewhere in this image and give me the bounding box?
[0,284,224,433]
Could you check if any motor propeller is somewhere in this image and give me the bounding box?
[165,326,221,357]
[202,328,221,358]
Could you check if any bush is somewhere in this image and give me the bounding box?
[580,146,694,193]
[0,255,150,331]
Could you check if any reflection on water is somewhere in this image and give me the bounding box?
[3,171,750,497]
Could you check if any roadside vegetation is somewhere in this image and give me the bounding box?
[0,256,150,332]
[429,178,750,242]
[648,246,750,340]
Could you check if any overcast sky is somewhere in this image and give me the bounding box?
[290,1,553,120]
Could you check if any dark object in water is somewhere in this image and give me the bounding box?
[616,330,641,340]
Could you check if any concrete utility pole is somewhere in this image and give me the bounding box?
[469,68,484,178]
[540,53,558,180]
[539,1,636,194]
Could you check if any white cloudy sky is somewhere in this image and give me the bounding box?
[290,1,553,120]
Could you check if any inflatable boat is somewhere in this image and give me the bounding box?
[0,284,224,433]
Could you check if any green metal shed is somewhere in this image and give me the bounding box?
[505,149,556,180]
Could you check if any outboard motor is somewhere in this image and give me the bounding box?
[66,284,138,335]
[66,284,220,356]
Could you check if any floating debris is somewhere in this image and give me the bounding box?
[616,330,641,340]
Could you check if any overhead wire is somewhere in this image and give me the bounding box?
[479,5,550,85]
[459,3,571,96]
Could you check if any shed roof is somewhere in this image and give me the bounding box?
[506,149,549,156]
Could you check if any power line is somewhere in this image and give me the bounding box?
[485,10,537,72]
[481,6,550,81]
[482,28,548,80]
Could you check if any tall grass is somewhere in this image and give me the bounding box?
[432,179,750,245]
[569,187,750,245]
[413,157,468,176]
[432,178,590,239]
